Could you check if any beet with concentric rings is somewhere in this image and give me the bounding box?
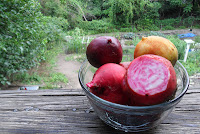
[122,54,177,106]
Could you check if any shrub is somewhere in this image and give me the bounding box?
[155,18,180,29]
[0,0,67,86]
[0,0,44,85]
[181,51,200,76]
[65,28,86,54]
[162,25,176,30]
[135,19,160,31]
[78,20,116,34]
[194,36,200,43]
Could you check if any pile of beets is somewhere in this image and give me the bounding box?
[86,36,178,106]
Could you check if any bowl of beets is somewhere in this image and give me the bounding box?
[78,36,189,132]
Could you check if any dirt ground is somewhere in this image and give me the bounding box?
[54,54,83,89]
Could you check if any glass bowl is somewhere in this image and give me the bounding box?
[78,60,189,132]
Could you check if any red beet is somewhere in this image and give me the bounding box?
[123,54,177,106]
[86,36,123,68]
[119,62,131,70]
[86,63,128,105]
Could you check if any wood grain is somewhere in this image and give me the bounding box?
[0,87,199,134]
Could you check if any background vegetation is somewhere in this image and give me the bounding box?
[0,0,200,88]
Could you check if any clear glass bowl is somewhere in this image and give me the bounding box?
[78,60,189,132]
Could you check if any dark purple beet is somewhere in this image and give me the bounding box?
[86,36,123,68]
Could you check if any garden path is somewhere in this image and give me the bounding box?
[54,53,83,89]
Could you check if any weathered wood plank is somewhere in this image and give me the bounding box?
[0,87,199,134]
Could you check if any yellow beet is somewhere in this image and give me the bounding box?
[134,36,178,66]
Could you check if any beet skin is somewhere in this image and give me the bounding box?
[86,36,123,68]
[86,63,128,105]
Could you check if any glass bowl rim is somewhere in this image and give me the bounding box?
[78,59,189,110]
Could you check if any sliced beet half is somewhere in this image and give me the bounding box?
[124,54,177,106]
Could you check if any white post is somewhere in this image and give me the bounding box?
[82,37,84,44]
[183,39,195,62]
[86,37,90,45]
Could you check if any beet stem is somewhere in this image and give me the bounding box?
[107,39,112,43]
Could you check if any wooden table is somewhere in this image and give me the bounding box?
[0,86,199,134]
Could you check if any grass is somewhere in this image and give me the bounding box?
[180,51,200,76]
[41,72,68,89]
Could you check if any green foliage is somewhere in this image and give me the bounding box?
[40,0,66,18]
[0,0,66,86]
[181,51,200,76]
[166,35,187,60]
[169,0,193,14]
[41,72,68,89]
[162,26,176,30]
[64,28,86,53]
[40,16,68,50]
[159,0,199,18]
[12,72,41,84]
[146,31,166,37]
[108,0,161,25]
[135,19,160,31]
[0,0,44,85]
[48,72,68,83]
[120,27,134,32]
[155,18,181,30]
[195,36,200,43]
[78,19,117,34]
[182,16,195,27]
[123,33,136,39]
[40,0,86,29]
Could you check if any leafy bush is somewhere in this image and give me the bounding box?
[0,0,43,85]
[107,0,161,25]
[65,28,86,53]
[12,72,41,84]
[78,20,117,34]
[194,36,200,43]
[0,0,67,86]
[135,19,160,31]
[181,51,200,76]
[120,28,132,32]
[162,25,176,30]
[182,16,195,27]
[40,16,68,50]
[155,18,180,30]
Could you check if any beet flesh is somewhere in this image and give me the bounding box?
[123,54,177,106]
[86,36,123,68]
[86,63,128,105]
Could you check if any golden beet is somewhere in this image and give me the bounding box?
[134,36,178,66]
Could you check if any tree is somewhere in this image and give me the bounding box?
[107,0,161,25]
[159,0,200,18]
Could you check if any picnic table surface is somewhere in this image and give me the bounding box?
[0,86,199,134]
